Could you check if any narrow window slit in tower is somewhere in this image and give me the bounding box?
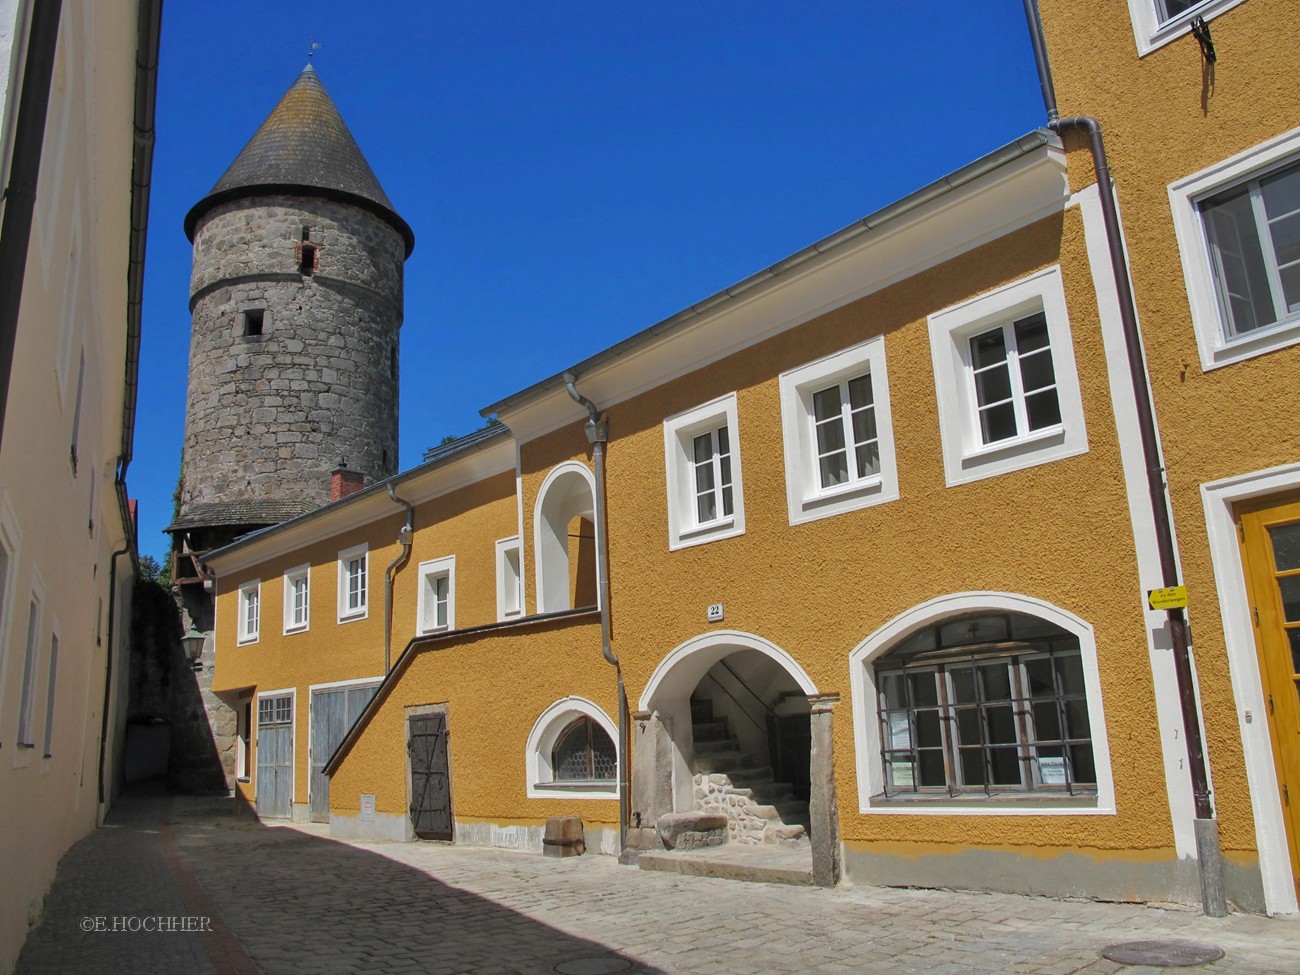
[299,243,317,276]
[243,308,265,337]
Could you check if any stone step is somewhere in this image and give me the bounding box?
[693,737,741,756]
[764,823,806,843]
[691,720,730,742]
[727,766,775,786]
[750,782,795,803]
[774,801,811,827]
[692,752,750,773]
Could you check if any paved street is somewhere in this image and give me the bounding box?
[13,791,1298,975]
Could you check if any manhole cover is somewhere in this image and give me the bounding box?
[1101,940,1225,967]
[553,956,636,975]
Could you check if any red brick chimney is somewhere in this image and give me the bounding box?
[330,466,366,502]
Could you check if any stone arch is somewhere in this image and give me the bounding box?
[532,461,598,614]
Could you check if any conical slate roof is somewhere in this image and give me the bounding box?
[184,65,414,255]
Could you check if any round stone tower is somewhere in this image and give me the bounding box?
[173,64,413,542]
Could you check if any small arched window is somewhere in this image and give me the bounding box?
[551,716,616,782]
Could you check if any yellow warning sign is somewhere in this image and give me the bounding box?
[1147,585,1189,611]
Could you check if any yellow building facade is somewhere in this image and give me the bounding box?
[207,0,1298,916]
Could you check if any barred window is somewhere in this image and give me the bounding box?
[551,716,617,782]
[876,612,1095,797]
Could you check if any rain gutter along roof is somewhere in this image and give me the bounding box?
[481,128,1059,418]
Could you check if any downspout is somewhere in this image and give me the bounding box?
[98,546,130,811]
[1022,0,1226,917]
[0,0,62,450]
[383,484,414,674]
[563,372,629,857]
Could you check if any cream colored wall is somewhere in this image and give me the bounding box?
[1039,0,1299,868]
[213,470,518,809]
[0,3,141,972]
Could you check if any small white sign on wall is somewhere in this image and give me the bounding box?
[360,793,376,822]
[707,603,724,622]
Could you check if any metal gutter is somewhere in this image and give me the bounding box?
[322,606,601,777]
[481,129,1059,419]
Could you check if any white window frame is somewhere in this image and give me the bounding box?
[663,392,745,550]
[416,556,456,635]
[1125,0,1246,57]
[525,697,619,800]
[237,579,261,646]
[1170,127,1300,371]
[929,266,1087,487]
[14,574,44,754]
[337,544,368,622]
[0,499,20,737]
[779,335,899,525]
[495,536,524,621]
[848,592,1115,816]
[282,564,310,635]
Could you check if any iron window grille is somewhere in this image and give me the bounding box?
[875,612,1095,798]
[551,716,617,783]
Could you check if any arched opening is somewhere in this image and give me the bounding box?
[534,463,597,613]
[525,697,618,800]
[639,632,818,846]
[848,592,1113,814]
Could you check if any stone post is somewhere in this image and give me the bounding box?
[629,710,673,850]
[807,693,842,887]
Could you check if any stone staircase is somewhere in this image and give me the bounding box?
[689,697,809,846]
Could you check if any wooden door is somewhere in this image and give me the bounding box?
[1240,497,1300,898]
[408,711,452,840]
[310,684,378,822]
[256,694,293,819]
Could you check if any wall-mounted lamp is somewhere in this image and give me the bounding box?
[181,628,206,669]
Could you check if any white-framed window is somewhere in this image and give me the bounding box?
[337,544,368,622]
[663,393,745,550]
[1125,0,1245,57]
[779,336,899,525]
[1170,128,1300,370]
[928,266,1087,487]
[283,565,310,634]
[525,697,619,799]
[495,536,524,621]
[15,592,42,748]
[42,630,59,757]
[416,556,455,634]
[237,580,261,645]
[848,593,1115,816]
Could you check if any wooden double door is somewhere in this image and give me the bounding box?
[1240,498,1300,899]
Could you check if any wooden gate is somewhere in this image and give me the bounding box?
[310,683,379,823]
[256,693,293,819]
[407,711,453,840]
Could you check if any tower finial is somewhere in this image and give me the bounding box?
[308,40,321,63]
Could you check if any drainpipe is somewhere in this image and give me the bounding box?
[1022,0,1225,917]
[0,0,62,451]
[563,372,629,857]
[98,545,130,811]
[383,484,414,674]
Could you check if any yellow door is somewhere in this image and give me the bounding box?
[1240,498,1300,897]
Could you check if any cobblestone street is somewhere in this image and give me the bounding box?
[13,792,1298,975]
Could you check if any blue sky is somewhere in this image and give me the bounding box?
[135,1,1046,564]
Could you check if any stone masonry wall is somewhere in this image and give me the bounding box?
[180,195,404,511]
